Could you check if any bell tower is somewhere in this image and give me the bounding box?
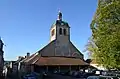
[49,11,71,56]
[50,11,70,43]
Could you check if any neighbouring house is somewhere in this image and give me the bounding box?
[3,56,26,78]
[90,59,106,70]
[11,56,24,73]
[18,11,89,75]
[0,38,4,76]
[17,53,31,74]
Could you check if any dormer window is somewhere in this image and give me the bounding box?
[52,29,55,36]
[63,29,66,35]
[59,28,62,35]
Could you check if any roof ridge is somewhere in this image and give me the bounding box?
[25,52,39,62]
[32,57,40,64]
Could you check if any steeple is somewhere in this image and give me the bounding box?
[50,11,70,42]
[57,10,62,21]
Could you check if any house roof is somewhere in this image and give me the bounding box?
[33,57,89,66]
[21,52,40,64]
[21,51,88,66]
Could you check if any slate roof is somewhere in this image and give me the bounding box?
[22,53,88,66]
[20,51,88,66]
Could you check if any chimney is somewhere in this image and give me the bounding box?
[27,52,30,57]
[18,56,23,60]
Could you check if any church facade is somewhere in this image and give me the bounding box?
[39,11,83,59]
[18,11,88,74]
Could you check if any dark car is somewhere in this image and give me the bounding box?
[23,72,40,79]
[23,73,37,79]
[66,71,84,78]
[82,72,96,78]
[87,76,106,79]
[73,71,84,78]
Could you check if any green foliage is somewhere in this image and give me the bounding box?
[87,0,120,69]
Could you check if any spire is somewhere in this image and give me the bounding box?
[57,10,62,21]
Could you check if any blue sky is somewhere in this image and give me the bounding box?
[0,0,97,60]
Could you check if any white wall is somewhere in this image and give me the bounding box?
[90,64,106,70]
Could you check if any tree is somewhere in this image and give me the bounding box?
[86,0,120,69]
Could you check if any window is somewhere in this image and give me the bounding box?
[52,29,55,36]
[59,28,62,35]
[63,29,66,35]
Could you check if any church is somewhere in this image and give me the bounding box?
[39,11,84,58]
[41,11,83,58]
[18,11,88,74]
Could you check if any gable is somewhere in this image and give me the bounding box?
[69,41,84,59]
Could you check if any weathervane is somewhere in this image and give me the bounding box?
[57,9,62,21]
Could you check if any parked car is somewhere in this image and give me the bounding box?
[66,71,77,76]
[115,74,120,79]
[87,76,106,79]
[61,71,84,78]
[57,71,70,75]
[100,76,119,79]
[82,72,97,78]
[23,74,36,79]
[71,71,84,78]
[23,72,41,79]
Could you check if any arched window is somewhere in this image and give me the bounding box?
[63,29,66,35]
[52,29,55,36]
[59,28,62,35]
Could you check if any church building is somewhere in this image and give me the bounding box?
[19,11,88,74]
[40,11,83,58]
